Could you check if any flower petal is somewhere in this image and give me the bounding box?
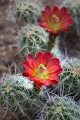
[42,11,51,24]
[60,18,74,25]
[37,19,48,28]
[51,80,58,85]
[28,54,34,60]
[55,67,63,74]
[49,73,59,80]
[45,5,51,14]
[43,80,52,86]
[43,51,52,64]
[46,29,59,34]
[35,82,42,88]
[29,75,35,81]
[32,60,38,69]
[45,6,52,19]
[27,69,34,76]
[41,57,47,66]
[52,6,59,16]
[47,58,59,68]
[36,51,43,63]
[22,72,29,77]
[48,65,60,73]
[23,61,30,69]
[59,7,67,17]
[40,51,52,66]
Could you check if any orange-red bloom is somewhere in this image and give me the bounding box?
[22,52,62,88]
[38,6,74,34]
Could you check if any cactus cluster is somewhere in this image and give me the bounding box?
[15,0,40,25]
[60,58,80,99]
[17,25,48,57]
[38,95,80,120]
[0,74,35,119]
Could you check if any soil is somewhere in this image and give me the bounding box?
[0,0,24,78]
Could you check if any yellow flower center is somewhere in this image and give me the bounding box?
[48,14,60,31]
[34,64,49,79]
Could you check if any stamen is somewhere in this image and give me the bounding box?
[52,15,59,23]
[38,64,46,73]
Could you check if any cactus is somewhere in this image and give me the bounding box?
[15,0,40,25]
[60,58,80,100]
[17,25,48,57]
[0,75,42,120]
[51,35,65,61]
[38,95,80,120]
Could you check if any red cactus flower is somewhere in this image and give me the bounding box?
[22,52,62,88]
[38,6,74,34]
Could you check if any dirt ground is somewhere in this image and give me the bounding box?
[0,0,26,78]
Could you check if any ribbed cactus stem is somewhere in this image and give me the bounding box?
[38,96,80,120]
[15,1,40,25]
[0,74,35,119]
[17,25,48,56]
[60,58,80,100]
[48,33,57,51]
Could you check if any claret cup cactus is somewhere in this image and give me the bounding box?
[38,95,80,120]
